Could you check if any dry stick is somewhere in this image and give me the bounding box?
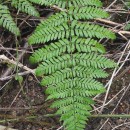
[52,5,66,11]
[99,83,130,130]
[100,40,130,113]
[113,66,130,81]
[0,47,32,53]
[92,85,126,112]
[114,30,130,35]
[0,55,35,74]
[91,114,130,118]
[9,85,24,108]
[0,71,33,81]
[0,16,33,81]
[106,0,118,10]
[0,115,51,126]
[98,1,130,128]
[111,122,130,130]
[0,54,35,81]
[0,43,29,79]
[18,15,31,28]
[57,126,63,130]
[96,18,123,26]
[94,40,130,109]
[0,43,16,60]
[118,32,128,41]
[106,10,130,14]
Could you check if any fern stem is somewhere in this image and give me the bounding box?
[91,114,130,118]
[67,0,77,129]
[1,114,130,124]
[45,114,130,118]
[0,116,36,123]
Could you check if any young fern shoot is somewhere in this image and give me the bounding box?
[28,0,116,130]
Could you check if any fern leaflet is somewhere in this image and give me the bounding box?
[0,4,20,36]
[11,0,40,17]
[0,0,41,35]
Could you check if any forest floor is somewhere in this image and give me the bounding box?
[0,0,130,130]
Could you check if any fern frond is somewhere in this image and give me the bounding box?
[0,4,20,36]
[28,0,116,130]
[11,0,40,17]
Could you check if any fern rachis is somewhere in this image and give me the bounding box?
[28,1,116,130]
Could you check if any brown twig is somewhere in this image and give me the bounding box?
[0,54,35,81]
[0,43,29,78]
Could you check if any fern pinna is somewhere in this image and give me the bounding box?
[0,0,41,35]
[28,0,116,130]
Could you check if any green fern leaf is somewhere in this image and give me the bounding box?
[0,4,20,36]
[28,0,117,130]
[0,0,42,35]
[11,0,40,17]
